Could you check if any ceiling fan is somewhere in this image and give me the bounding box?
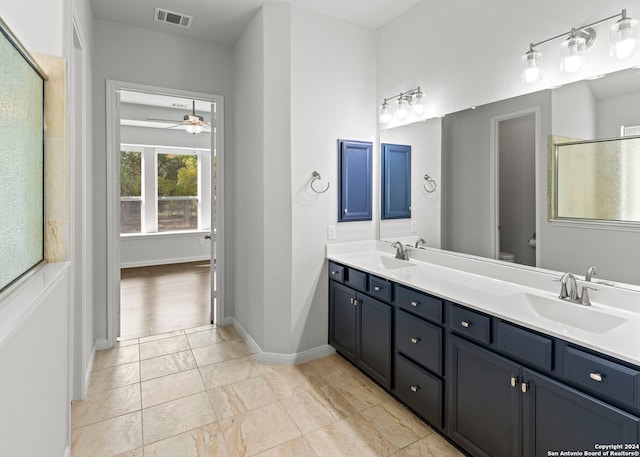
[147,100,211,135]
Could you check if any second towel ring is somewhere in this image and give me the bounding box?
[311,171,330,193]
[423,174,437,193]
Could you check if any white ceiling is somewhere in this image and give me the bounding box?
[91,0,422,46]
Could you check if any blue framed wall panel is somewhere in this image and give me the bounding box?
[338,139,372,222]
[381,143,411,220]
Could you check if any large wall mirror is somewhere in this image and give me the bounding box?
[377,65,640,288]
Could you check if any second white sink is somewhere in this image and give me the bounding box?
[498,293,626,334]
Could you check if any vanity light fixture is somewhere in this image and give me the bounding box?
[379,87,425,124]
[521,9,639,83]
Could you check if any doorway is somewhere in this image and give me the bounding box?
[491,109,540,268]
[106,81,225,345]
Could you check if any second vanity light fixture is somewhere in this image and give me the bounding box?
[379,87,424,124]
[522,9,639,83]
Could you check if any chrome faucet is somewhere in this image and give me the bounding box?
[392,241,409,261]
[558,272,578,302]
[556,270,599,306]
[415,238,426,248]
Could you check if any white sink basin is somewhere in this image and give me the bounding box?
[350,252,416,270]
[499,293,626,334]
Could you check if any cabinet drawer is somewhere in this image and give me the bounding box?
[368,275,392,302]
[395,354,443,429]
[396,309,442,376]
[497,321,553,371]
[345,268,367,292]
[564,347,640,407]
[397,285,443,324]
[449,304,491,344]
[328,262,344,283]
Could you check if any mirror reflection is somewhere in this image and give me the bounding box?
[378,66,640,287]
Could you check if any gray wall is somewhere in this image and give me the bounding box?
[92,19,235,342]
[442,90,552,259]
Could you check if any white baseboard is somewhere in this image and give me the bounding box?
[94,338,110,351]
[62,445,70,457]
[82,342,97,398]
[232,318,335,366]
[121,256,210,269]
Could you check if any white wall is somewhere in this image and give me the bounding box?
[597,91,640,138]
[552,81,597,140]
[377,0,640,122]
[92,19,235,342]
[1,0,65,57]
[233,9,265,348]
[379,118,442,248]
[290,6,377,354]
[120,233,210,267]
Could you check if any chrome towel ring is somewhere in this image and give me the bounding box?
[423,174,437,193]
[311,171,330,193]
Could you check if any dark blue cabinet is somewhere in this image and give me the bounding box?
[448,335,521,457]
[328,277,392,389]
[381,143,411,219]
[338,140,372,222]
[523,368,639,456]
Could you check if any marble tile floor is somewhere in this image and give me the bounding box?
[71,324,464,457]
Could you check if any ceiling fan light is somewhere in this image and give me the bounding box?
[611,11,639,59]
[185,123,204,134]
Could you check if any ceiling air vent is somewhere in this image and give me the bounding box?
[154,8,193,28]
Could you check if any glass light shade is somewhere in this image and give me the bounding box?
[560,32,586,73]
[185,123,204,134]
[521,48,543,83]
[379,102,391,123]
[611,16,639,59]
[413,90,425,114]
[396,96,409,120]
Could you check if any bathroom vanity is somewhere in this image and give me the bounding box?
[327,241,640,457]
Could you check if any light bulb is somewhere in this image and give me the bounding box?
[186,124,204,134]
[379,102,391,123]
[397,96,409,120]
[561,30,586,73]
[611,12,639,59]
[521,46,542,83]
[413,90,424,114]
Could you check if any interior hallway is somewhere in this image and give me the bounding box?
[70,324,464,456]
[120,261,212,340]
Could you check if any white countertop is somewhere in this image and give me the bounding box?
[326,241,640,367]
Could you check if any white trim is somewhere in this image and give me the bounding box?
[62,446,70,457]
[94,338,110,351]
[489,107,541,266]
[106,80,225,345]
[121,256,210,269]
[549,218,640,232]
[83,342,96,398]
[232,318,335,366]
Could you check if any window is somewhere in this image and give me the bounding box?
[120,145,210,235]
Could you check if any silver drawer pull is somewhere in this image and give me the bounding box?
[411,337,420,344]
[331,270,338,275]
[589,372,603,382]
[374,286,382,291]
[410,301,419,307]
[461,321,470,328]
[410,385,420,392]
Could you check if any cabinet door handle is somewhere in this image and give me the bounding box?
[374,286,382,291]
[510,376,518,388]
[461,321,471,328]
[343,208,348,214]
[410,301,419,307]
[589,372,603,382]
[411,337,420,344]
[410,385,420,392]
[331,270,338,275]
[521,382,528,393]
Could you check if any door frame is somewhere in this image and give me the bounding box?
[106,80,225,346]
[489,107,541,267]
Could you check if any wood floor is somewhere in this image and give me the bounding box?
[120,261,212,340]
